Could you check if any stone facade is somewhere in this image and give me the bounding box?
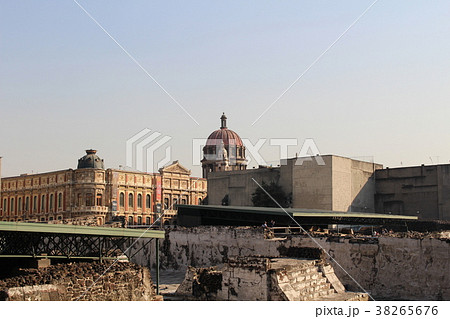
[375,164,450,220]
[0,152,206,225]
[207,155,382,212]
[0,261,155,301]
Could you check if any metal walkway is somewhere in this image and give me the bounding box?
[0,221,164,260]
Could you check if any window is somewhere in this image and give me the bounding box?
[77,193,83,206]
[10,198,15,213]
[145,217,150,225]
[41,195,46,212]
[119,193,125,207]
[25,197,29,212]
[181,198,187,205]
[86,193,93,206]
[164,198,169,209]
[128,193,134,208]
[49,194,54,211]
[58,193,63,209]
[2,199,7,215]
[137,216,142,225]
[128,216,133,225]
[146,194,151,209]
[96,193,102,206]
[137,194,142,208]
[33,196,37,212]
[18,198,22,213]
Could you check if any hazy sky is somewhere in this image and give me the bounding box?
[1,1,450,177]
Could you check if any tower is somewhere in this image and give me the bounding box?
[201,113,247,178]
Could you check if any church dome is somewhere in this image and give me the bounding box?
[77,149,105,169]
[205,113,244,147]
[202,113,247,178]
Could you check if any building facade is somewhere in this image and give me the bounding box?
[0,150,207,225]
[207,155,382,213]
[375,164,450,220]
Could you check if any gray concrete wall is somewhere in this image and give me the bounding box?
[207,167,281,206]
[206,155,379,212]
[375,165,450,220]
[349,159,381,212]
[291,155,380,212]
[130,227,450,300]
[291,156,333,210]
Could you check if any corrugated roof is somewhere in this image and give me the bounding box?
[0,221,165,238]
[177,205,418,220]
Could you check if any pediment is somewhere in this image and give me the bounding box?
[159,160,191,175]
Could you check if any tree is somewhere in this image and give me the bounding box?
[251,181,290,208]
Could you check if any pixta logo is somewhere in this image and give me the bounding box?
[126,128,172,172]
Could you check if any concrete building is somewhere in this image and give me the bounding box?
[375,164,450,220]
[207,155,382,213]
[0,150,207,225]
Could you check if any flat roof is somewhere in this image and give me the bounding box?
[0,221,165,238]
[177,205,418,220]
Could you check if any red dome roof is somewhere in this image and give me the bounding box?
[205,113,244,147]
[206,128,244,147]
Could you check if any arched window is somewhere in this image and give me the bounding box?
[137,194,142,208]
[25,197,30,212]
[146,194,151,209]
[33,196,37,212]
[145,217,150,225]
[41,195,45,212]
[18,198,22,213]
[3,199,7,215]
[119,193,125,207]
[49,194,54,211]
[58,193,63,209]
[128,193,134,208]
[181,198,187,205]
[128,216,133,226]
[10,198,15,213]
[137,216,142,225]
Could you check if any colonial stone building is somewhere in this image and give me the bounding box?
[0,150,207,225]
[201,113,247,178]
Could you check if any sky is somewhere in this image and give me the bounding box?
[1,0,450,177]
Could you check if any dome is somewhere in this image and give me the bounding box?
[77,149,105,169]
[205,113,244,147]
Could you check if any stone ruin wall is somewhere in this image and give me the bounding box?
[129,226,450,300]
[0,261,155,301]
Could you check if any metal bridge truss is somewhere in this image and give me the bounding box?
[0,231,136,260]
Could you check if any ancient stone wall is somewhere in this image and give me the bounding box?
[0,261,155,301]
[129,226,450,300]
